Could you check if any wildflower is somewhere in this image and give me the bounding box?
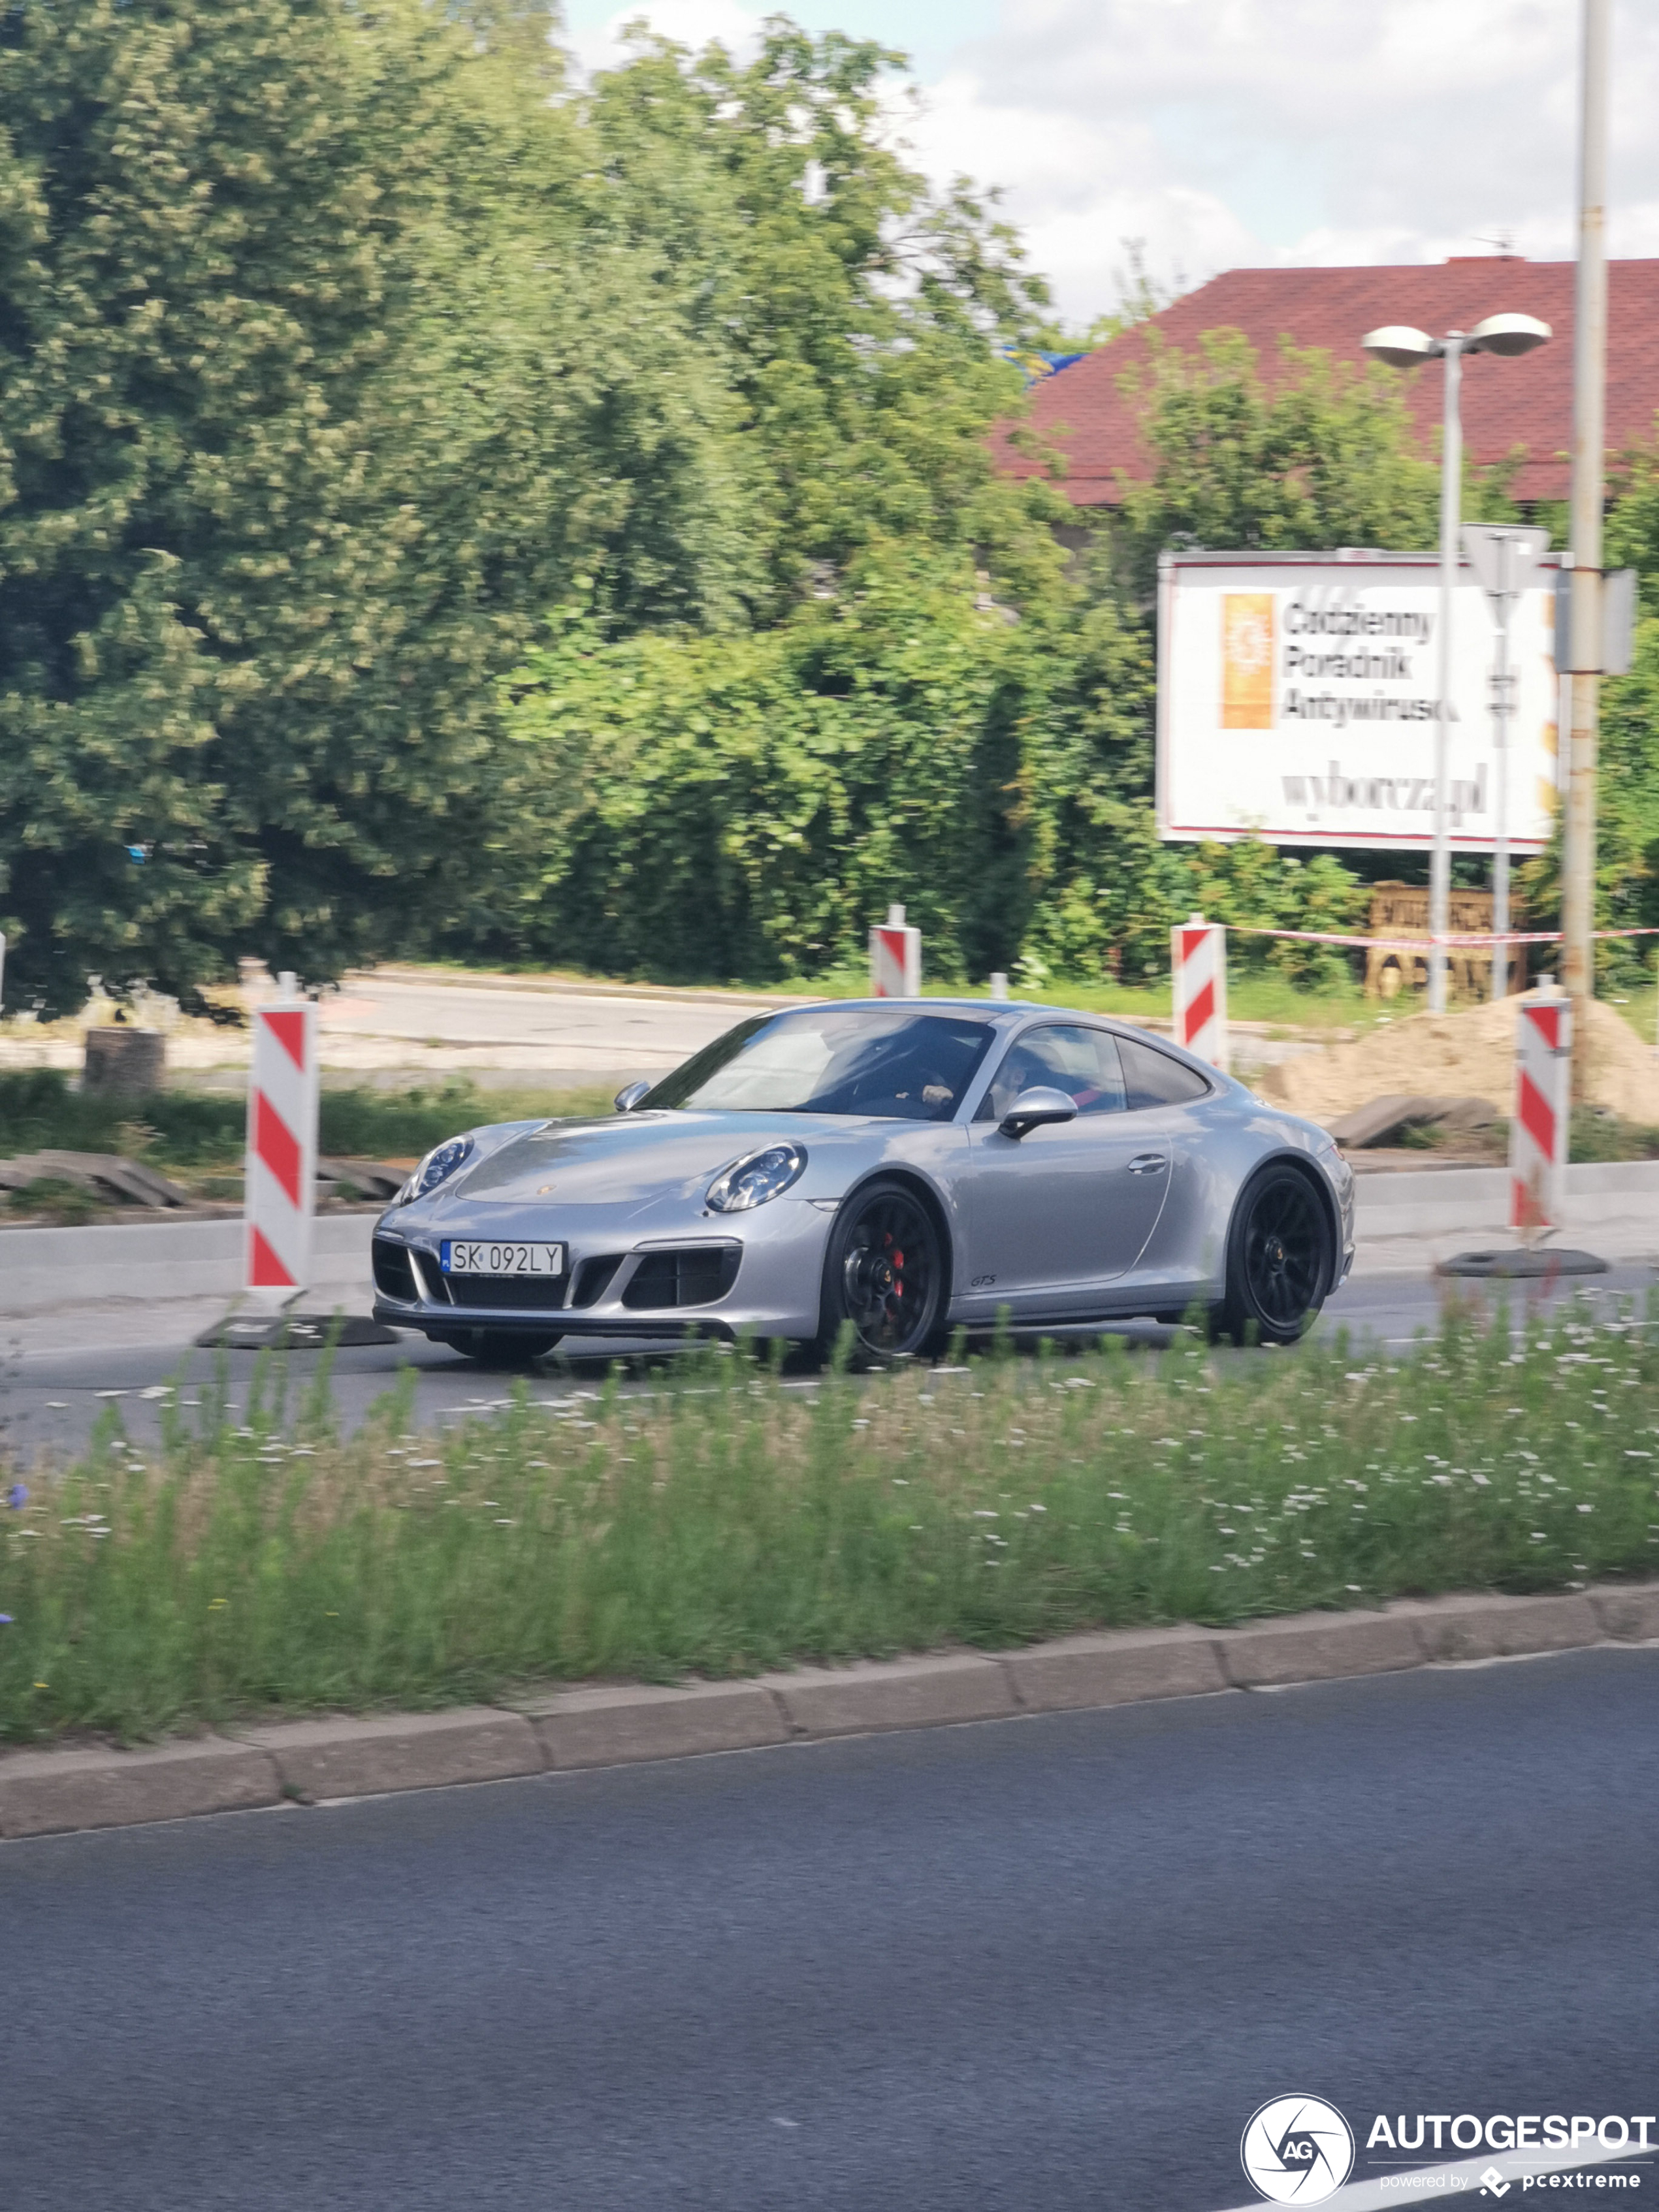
[7,1483,25,1509]
[0,1614,11,1625]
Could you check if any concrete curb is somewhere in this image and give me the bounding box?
[1351,1161,1659,1245]
[526,1682,789,1769]
[0,1737,280,1839]
[756,1652,1017,1737]
[3,1584,1654,1841]
[0,1213,375,1316]
[240,1708,541,1801]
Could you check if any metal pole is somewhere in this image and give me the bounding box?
[1562,0,1611,1072]
[1430,337,1464,1015]
[1490,544,1513,1000]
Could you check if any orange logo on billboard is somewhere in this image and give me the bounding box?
[1221,593,1275,729]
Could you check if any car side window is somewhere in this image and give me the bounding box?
[1118,1034,1212,1110]
[977,1025,1127,1121]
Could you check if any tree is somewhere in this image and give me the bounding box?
[580,22,1065,626]
[0,0,643,1008]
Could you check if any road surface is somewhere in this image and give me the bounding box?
[2,1262,1652,1458]
[5,1648,1656,2211]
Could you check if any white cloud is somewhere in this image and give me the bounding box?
[563,0,1659,325]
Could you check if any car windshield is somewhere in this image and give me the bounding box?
[642,1009,995,1121]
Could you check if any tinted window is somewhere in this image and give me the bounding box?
[643,1009,994,1121]
[978,1025,1127,1121]
[1119,1034,1212,1109]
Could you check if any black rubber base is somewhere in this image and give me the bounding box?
[1436,1247,1610,1279]
[194,1312,403,1350]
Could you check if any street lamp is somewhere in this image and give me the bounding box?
[1362,312,1552,1012]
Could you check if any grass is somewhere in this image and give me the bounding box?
[5,1178,103,1226]
[3,1296,1656,1744]
[1570,1107,1659,1163]
[0,1072,617,1179]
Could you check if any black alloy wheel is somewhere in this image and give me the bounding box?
[1216,1164,1332,1346]
[819,1179,946,1365]
[435,1329,562,1368]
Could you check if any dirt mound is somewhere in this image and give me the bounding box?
[1260,995,1659,1128]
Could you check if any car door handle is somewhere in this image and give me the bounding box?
[1128,1153,1167,1175]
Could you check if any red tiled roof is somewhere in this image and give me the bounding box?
[997,257,1659,507]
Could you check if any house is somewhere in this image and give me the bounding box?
[996,257,1659,509]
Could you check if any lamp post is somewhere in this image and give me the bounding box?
[1362,313,1552,1012]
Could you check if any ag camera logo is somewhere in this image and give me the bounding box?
[1241,2096,1357,2203]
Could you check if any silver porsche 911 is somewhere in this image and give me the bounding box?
[370,999,1354,1364]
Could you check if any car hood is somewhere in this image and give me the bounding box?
[417,1110,907,1223]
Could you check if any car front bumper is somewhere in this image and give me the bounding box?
[371,1202,835,1343]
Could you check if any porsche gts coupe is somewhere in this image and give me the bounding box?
[370,999,1354,1362]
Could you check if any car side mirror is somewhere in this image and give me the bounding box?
[999,1085,1078,1140]
[613,1080,652,1114]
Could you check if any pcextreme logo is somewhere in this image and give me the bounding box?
[1241,2096,1357,2203]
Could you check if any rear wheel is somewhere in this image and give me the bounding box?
[1214,1165,1332,1346]
[432,1329,562,1368]
[815,1179,947,1366]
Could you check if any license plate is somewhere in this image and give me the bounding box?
[441,1240,566,1277]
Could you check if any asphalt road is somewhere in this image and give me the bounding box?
[1,1260,1652,1459]
[6,1649,1657,2212]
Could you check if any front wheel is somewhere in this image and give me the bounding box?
[815,1179,948,1366]
[1214,1165,1332,1347]
[432,1330,562,1368]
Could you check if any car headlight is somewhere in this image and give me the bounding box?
[393,1134,475,1207]
[705,1142,807,1213]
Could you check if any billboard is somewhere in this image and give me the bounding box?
[1156,550,1566,852]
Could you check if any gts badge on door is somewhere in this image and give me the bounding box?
[970,1274,997,1288]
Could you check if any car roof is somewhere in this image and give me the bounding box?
[780,997,1224,1078]
[789,996,1160,1029]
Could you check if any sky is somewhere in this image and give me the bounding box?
[558,0,1659,330]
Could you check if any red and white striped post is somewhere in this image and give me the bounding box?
[870,903,922,998]
[1172,913,1229,1070]
[244,972,319,1305]
[1511,992,1571,1237]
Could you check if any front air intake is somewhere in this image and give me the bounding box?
[620,1244,741,1310]
[372,1239,419,1302]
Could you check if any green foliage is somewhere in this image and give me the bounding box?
[582,24,1059,624]
[6,1177,100,1224]
[1570,1106,1659,1163]
[20,0,1658,1009]
[0,3,1067,1008]
[501,546,1060,980]
[1110,330,1519,598]
[0,1072,245,1166]
[0,0,598,1007]
[1585,464,1659,979]
[5,1299,1658,1740]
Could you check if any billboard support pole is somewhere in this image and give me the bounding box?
[1429,337,1465,1016]
[1462,524,1553,999]
[1492,593,1512,999]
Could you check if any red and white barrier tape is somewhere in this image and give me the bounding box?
[1229,925,1659,953]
